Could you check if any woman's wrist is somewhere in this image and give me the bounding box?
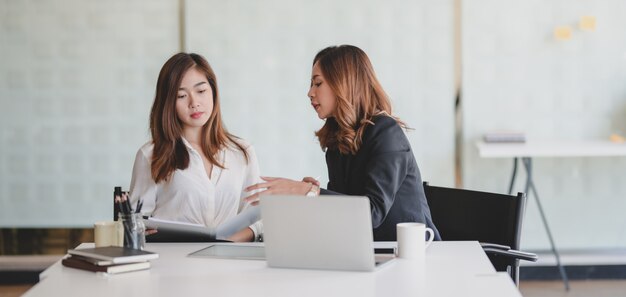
[301,181,312,195]
[305,182,319,197]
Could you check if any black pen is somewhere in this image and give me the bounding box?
[136,200,143,214]
[123,193,132,214]
[114,187,127,214]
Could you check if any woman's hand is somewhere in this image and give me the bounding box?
[302,176,320,187]
[226,227,255,242]
[244,176,312,206]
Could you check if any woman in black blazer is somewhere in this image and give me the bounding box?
[245,45,440,241]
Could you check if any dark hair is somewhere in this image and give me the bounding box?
[313,45,404,155]
[149,52,247,183]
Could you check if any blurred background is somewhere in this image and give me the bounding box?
[1,0,626,295]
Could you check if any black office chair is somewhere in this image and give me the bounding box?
[423,181,538,286]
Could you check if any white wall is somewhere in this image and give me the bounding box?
[5,0,625,252]
[0,0,456,227]
[0,0,179,226]
[461,0,626,249]
[185,0,456,187]
[4,0,625,252]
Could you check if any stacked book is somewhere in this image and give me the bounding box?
[483,131,526,143]
[62,246,159,274]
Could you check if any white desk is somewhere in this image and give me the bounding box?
[477,140,626,291]
[24,241,521,297]
[477,140,626,158]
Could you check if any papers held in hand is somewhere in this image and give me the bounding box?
[67,246,159,264]
[144,206,261,242]
[143,217,216,242]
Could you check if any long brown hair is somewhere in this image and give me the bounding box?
[149,53,248,183]
[313,45,404,155]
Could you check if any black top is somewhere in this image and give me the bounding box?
[320,115,441,241]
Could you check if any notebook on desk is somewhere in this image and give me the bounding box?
[260,195,394,272]
[67,246,158,264]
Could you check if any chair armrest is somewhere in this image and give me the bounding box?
[483,247,539,262]
[479,242,511,251]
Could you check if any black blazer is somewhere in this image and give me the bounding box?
[320,115,441,241]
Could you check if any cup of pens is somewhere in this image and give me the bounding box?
[114,187,145,250]
[119,213,146,250]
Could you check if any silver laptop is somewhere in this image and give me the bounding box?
[260,195,394,272]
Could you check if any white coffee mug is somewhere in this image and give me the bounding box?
[396,222,435,259]
[94,221,124,247]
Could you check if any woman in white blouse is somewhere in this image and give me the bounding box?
[129,53,262,242]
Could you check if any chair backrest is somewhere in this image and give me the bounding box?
[423,181,527,275]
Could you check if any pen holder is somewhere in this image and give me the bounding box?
[119,213,146,250]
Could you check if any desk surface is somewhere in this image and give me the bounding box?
[477,140,626,158]
[24,241,521,297]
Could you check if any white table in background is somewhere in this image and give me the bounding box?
[24,241,522,297]
[477,140,626,291]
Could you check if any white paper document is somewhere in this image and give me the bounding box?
[216,206,260,240]
[143,206,261,241]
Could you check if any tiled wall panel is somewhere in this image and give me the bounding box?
[0,0,179,226]
[462,0,626,249]
[1,0,455,227]
[185,0,456,188]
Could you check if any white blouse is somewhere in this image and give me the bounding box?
[129,138,262,238]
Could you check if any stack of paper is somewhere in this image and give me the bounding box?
[62,246,158,274]
[483,132,526,143]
